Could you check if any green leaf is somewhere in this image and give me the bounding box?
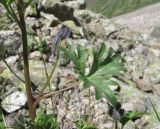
[120,111,146,128]
[7,0,14,6]
[88,43,106,76]
[149,98,160,122]
[75,120,98,129]
[83,80,91,88]
[61,44,88,77]
[76,45,89,75]
[61,44,77,65]
[0,113,5,129]
[89,76,118,107]
[34,109,59,129]
[0,122,5,129]
[101,47,115,66]
[0,0,7,8]
[92,57,125,77]
[25,0,33,8]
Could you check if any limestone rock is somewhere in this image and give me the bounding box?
[41,12,59,27]
[29,51,41,60]
[5,55,19,65]
[88,21,106,38]
[66,0,86,9]
[1,91,27,113]
[0,31,22,56]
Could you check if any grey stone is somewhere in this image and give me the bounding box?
[150,26,160,41]
[25,6,37,17]
[136,78,153,92]
[88,21,106,38]
[41,0,74,21]
[5,55,19,65]
[29,60,57,89]
[26,17,43,29]
[29,51,41,60]
[1,91,27,113]
[152,84,160,97]
[66,0,86,9]
[41,12,59,27]
[0,31,22,56]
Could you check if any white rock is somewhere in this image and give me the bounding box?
[5,55,19,65]
[1,91,27,113]
[29,51,41,60]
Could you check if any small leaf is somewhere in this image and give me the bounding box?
[61,44,77,65]
[149,98,160,122]
[88,43,106,76]
[76,45,89,75]
[75,120,98,129]
[83,80,91,88]
[0,0,7,8]
[120,111,146,128]
[7,0,14,6]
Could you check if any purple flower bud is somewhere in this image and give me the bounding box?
[52,26,70,57]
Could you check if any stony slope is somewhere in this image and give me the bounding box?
[0,0,160,129]
[112,3,160,36]
[86,0,160,18]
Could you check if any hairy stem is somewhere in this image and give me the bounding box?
[15,0,36,120]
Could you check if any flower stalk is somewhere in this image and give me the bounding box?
[15,0,36,120]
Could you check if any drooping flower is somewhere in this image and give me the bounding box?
[52,26,70,57]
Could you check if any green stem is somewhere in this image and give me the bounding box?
[9,5,21,26]
[41,54,55,110]
[115,121,118,129]
[15,0,36,120]
[32,35,55,111]
[2,58,25,83]
[34,43,61,107]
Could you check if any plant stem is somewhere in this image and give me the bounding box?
[36,42,61,101]
[32,35,55,112]
[15,0,36,120]
[115,121,118,129]
[2,58,25,83]
[34,81,81,107]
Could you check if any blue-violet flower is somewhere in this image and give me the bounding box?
[52,26,70,56]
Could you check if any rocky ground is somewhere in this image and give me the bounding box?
[112,2,160,38]
[0,0,160,129]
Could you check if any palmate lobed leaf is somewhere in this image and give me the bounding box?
[62,43,126,107]
[89,76,118,107]
[61,44,88,76]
